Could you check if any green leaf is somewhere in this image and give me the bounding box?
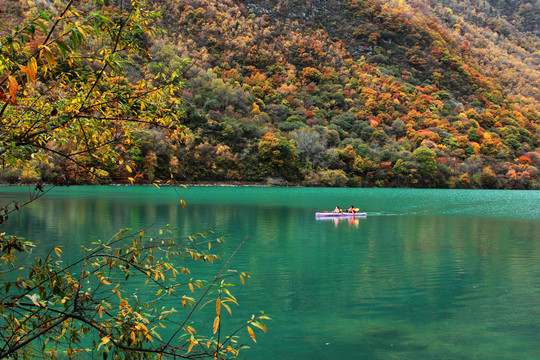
[37,8,50,21]
[55,39,71,56]
[23,24,35,35]
[34,20,48,34]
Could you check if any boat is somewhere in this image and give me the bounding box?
[315,212,367,217]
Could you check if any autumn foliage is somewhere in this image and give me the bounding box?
[1,0,538,189]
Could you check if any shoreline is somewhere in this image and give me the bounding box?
[1,182,538,191]
[0,181,298,188]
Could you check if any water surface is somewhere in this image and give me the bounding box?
[1,186,539,359]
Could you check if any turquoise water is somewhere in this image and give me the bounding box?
[1,186,539,359]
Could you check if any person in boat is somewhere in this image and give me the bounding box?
[333,206,341,213]
[348,205,356,214]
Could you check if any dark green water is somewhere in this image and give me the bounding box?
[1,186,539,359]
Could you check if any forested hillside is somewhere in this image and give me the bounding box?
[1,0,539,188]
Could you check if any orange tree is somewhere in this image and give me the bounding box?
[0,0,268,358]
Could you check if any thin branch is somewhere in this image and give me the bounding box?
[67,313,191,359]
[165,236,249,347]
[81,13,130,106]
[78,69,189,115]
[42,1,75,45]
[77,10,132,156]
[0,102,8,120]
[0,248,33,274]
[1,184,55,220]
[220,315,265,350]
[18,101,52,141]
[0,314,69,358]
[17,141,96,175]
[65,138,120,157]
[75,115,180,128]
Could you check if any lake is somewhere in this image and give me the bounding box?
[1,186,539,359]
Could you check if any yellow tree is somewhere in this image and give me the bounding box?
[0,0,183,181]
[0,1,268,358]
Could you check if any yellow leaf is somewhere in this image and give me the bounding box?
[247,326,256,343]
[126,165,132,173]
[54,247,63,257]
[186,326,195,335]
[7,76,19,101]
[136,321,148,333]
[30,56,38,78]
[187,340,195,354]
[112,289,122,299]
[216,298,221,316]
[251,321,267,333]
[39,44,56,67]
[213,316,220,334]
[98,335,111,349]
[18,64,28,77]
[19,57,38,83]
[180,199,186,208]
[189,282,194,293]
[222,302,232,316]
[100,277,113,285]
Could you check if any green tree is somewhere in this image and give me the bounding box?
[339,145,357,172]
[412,147,438,186]
[391,158,410,186]
[480,166,498,188]
[318,169,348,187]
[257,132,298,181]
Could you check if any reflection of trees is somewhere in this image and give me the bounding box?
[2,190,166,256]
[368,215,540,320]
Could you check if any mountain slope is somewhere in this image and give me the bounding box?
[1,0,539,188]
[143,0,538,188]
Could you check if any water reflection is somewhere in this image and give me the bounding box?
[314,216,366,227]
